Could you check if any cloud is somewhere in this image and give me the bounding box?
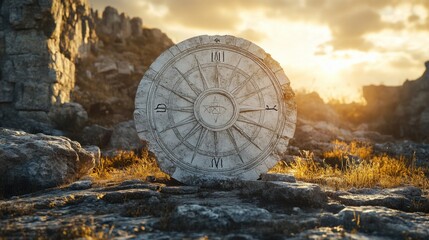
[90,0,429,45]
[154,0,240,30]
[408,14,420,22]
[324,8,384,50]
[236,28,265,42]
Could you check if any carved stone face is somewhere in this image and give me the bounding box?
[134,35,297,184]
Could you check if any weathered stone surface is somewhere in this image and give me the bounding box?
[78,124,112,148]
[0,115,63,136]
[289,227,375,240]
[260,173,296,183]
[0,0,96,122]
[102,189,160,203]
[83,145,101,168]
[48,102,88,132]
[240,180,327,207]
[108,120,143,150]
[0,128,95,197]
[169,204,272,231]
[160,186,200,195]
[0,178,427,239]
[0,81,14,102]
[14,82,50,110]
[328,186,429,212]
[339,206,429,239]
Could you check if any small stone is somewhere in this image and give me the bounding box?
[292,207,301,212]
[69,180,92,190]
[96,59,117,73]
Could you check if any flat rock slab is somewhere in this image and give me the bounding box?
[327,186,429,212]
[339,206,429,239]
[240,180,327,208]
[169,204,272,231]
[260,173,297,182]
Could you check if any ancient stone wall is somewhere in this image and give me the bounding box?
[0,0,96,121]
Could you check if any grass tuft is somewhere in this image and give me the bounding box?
[91,147,170,183]
[271,140,429,190]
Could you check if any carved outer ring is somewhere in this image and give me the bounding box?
[134,35,297,184]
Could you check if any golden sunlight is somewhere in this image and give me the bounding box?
[91,0,429,103]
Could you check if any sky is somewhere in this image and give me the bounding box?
[90,0,429,103]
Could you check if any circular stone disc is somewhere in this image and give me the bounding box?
[134,35,296,184]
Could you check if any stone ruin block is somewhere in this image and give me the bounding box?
[0,81,14,103]
[0,0,96,120]
[14,82,50,111]
[5,30,48,55]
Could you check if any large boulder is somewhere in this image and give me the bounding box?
[0,128,95,197]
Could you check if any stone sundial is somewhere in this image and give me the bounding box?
[134,35,296,184]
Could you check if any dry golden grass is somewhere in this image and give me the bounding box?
[271,141,429,190]
[324,140,372,161]
[91,148,169,183]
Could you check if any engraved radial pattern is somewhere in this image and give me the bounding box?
[134,35,297,184]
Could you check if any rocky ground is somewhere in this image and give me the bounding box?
[1,174,428,239]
